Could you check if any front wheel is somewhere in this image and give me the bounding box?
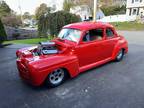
[115,49,124,62]
[45,68,67,87]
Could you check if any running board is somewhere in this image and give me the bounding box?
[79,58,112,73]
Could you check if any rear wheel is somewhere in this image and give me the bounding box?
[45,68,67,87]
[115,49,124,62]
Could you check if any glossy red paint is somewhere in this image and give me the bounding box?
[16,22,128,86]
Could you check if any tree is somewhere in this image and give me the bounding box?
[23,12,31,19]
[1,15,22,27]
[63,0,74,12]
[38,11,81,37]
[0,0,11,18]
[38,14,48,37]
[99,0,113,6]
[0,18,7,47]
[101,5,126,16]
[0,0,22,27]
[35,3,51,20]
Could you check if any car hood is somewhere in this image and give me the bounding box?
[16,38,75,55]
[16,39,76,65]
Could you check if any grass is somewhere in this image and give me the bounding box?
[111,22,144,31]
[4,38,50,44]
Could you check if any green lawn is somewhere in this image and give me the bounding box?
[4,38,49,44]
[111,22,144,31]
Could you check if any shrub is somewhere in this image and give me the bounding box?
[0,19,7,45]
[101,5,126,16]
[38,11,81,37]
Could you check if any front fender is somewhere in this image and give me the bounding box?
[29,54,79,86]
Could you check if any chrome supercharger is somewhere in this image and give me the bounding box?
[34,42,58,55]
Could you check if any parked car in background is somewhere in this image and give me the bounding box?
[16,22,128,87]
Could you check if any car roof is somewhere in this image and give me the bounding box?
[63,21,114,31]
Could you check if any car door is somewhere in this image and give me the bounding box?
[75,28,104,67]
[101,27,118,59]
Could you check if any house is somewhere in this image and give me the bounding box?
[23,19,37,27]
[126,0,144,20]
[70,5,105,21]
[49,0,64,11]
[70,5,91,21]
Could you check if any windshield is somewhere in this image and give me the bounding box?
[58,28,82,43]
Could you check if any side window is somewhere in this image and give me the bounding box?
[106,28,114,37]
[83,29,103,42]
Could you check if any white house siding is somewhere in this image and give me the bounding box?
[126,0,144,19]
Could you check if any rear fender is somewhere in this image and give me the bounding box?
[112,39,128,60]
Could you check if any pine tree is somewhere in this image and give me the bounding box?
[0,19,7,46]
[0,0,11,18]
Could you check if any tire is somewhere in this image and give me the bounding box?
[45,68,67,88]
[115,49,124,62]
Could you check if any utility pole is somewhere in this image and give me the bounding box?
[93,0,97,21]
[18,0,23,27]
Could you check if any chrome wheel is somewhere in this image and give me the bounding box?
[49,68,65,85]
[116,49,124,61]
[117,50,123,60]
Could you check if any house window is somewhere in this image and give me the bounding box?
[133,9,137,15]
[137,8,140,15]
[140,12,143,18]
[132,0,140,2]
[129,8,132,16]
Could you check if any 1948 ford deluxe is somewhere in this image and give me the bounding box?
[16,22,128,87]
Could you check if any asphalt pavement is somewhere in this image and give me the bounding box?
[0,31,144,108]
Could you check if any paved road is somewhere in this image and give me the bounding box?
[0,31,144,108]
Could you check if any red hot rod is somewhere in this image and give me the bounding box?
[16,22,128,87]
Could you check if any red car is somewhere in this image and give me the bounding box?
[16,22,128,87]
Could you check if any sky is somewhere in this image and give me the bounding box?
[4,0,63,15]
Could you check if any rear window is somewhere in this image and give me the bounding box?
[106,28,114,37]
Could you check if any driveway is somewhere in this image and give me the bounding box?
[0,31,144,108]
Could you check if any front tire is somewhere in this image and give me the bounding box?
[45,68,66,88]
[115,49,124,62]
